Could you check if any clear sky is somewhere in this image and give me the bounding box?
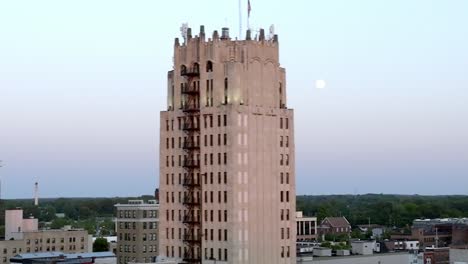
[1,0,467,198]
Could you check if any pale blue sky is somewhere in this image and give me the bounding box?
[1,0,467,198]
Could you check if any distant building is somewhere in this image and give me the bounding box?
[296,212,317,241]
[10,252,115,264]
[421,247,450,264]
[449,248,468,264]
[381,240,419,252]
[298,252,418,264]
[391,218,468,248]
[0,209,91,264]
[319,217,351,239]
[115,200,158,264]
[351,241,379,255]
[357,224,386,239]
[452,222,468,248]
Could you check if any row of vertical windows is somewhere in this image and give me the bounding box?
[165,114,227,132]
[205,247,228,262]
[280,209,290,221]
[203,153,227,165]
[280,172,290,184]
[165,192,200,205]
[164,191,228,204]
[281,246,291,258]
[163,246,228,262]
[203,228,228,241]
[203,191,228,204]
[165,133,227,149]
[165,152,227,167]
[118,210,157,219]
[165,172,228,186]
[118,256,157,264]
[280,154,290,166]
[279,136,289,147]
[118,233,157,241]
[203,210,228,222]
[204,114,227,128]
[280,228,291,239]
[280,191,290,203]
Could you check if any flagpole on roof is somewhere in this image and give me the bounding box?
[238,0,242,39]
[247,0,251,30]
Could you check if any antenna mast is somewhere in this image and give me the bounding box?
[238,0,242,39]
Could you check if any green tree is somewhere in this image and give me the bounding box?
[93,237,109,252]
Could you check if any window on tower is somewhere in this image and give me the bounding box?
[224,78,228,104]
[206,61,213,72]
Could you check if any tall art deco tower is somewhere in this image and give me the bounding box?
[159,26,296,264]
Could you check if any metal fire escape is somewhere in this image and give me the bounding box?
[181,63,202,263]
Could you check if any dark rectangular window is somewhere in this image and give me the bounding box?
[224,134,227,145]
[218,115,221,127]
[223,115,227,126]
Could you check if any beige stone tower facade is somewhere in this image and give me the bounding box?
[159,26,296,264]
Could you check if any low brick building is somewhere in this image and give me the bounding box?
[318,217,351,240]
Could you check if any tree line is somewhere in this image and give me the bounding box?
[297,194,468,227]
[1,194,468,234]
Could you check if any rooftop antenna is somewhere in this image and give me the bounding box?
[268,24,275,40]
[180,23,188,43]
[247,0,252,30]
[238,0,242,39]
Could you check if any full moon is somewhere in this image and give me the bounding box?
[315,80,326,89]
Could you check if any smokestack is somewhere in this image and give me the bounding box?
[34,182,39,206]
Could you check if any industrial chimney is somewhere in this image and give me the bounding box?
[34,182,39,206]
